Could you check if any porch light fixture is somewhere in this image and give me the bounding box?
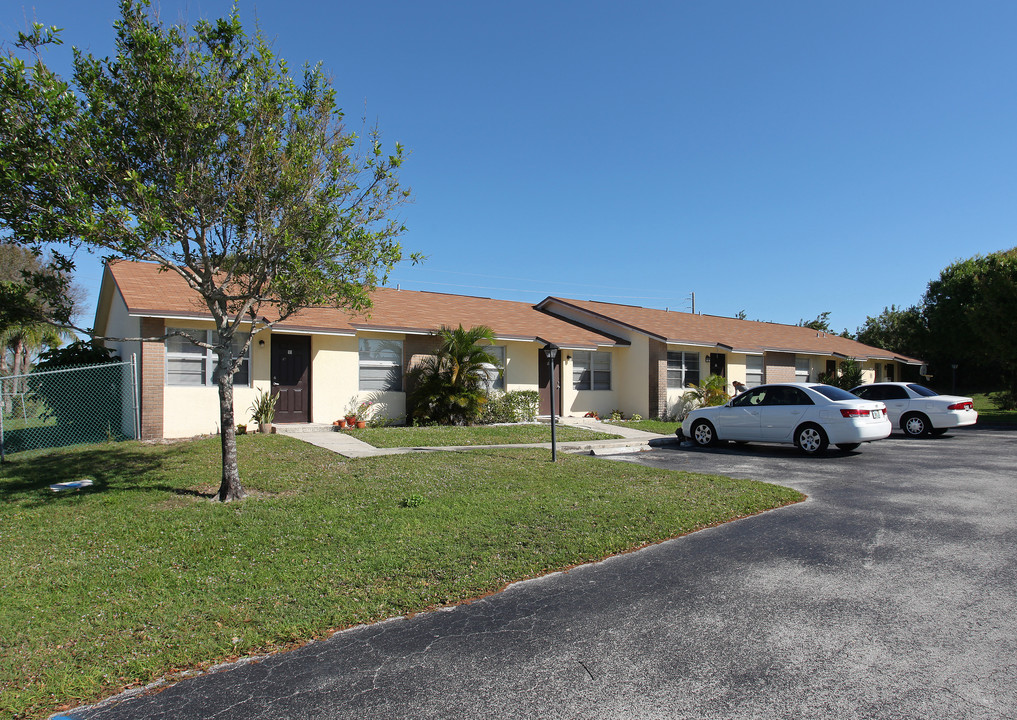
[543,343,559,462]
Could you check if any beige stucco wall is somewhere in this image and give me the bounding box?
[563,350,620,418]
[341,330,407,423]
[561,341,652,419]
[662,345,717,417]
[101,291,142,366]
[615,336,650,417]
[308,333,361,423]
[162,319,265,438]
[502,340,540,392]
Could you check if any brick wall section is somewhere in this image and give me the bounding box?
[764,351,796,383]
[139,317,165,440]
[648,339,668,419]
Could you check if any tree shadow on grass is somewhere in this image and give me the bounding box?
[0,443,204,506]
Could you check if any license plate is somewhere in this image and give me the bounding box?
[872,409,882,419]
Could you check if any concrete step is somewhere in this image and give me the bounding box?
[272,423,338,434]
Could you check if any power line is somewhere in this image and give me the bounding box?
[388,277,680,302]
[399,268,664,293]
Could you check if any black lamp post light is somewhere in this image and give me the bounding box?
[543,343,559,462]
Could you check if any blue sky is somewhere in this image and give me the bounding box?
[7,1,1016,335]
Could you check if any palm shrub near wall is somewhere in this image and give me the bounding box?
[819,358,864,390]
[406,325,503,425]
[668,392,701,423]
[480,390,540,423]
[666,374,730,424]
[684,374,731,407]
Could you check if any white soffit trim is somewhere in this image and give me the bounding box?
[270,327,355,337]
[665,340,718,349]
[540,300,665,342]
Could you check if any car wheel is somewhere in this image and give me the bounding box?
[930,427,948,437]
[836,443,860,452]
[690,419,718,448]
[795,423,829,455]
[901,412,930,437]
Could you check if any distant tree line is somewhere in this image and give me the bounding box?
[853,247,1017,400]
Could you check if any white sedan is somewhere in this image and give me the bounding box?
[682,383,891,455]
[849,382,978,437]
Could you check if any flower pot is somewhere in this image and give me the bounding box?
[335,419,347,429]
[356,420,367,429]
[259,422,273,434]
[345,416,357,426]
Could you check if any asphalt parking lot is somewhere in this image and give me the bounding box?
[71,428,1017,720]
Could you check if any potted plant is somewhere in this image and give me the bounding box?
[333,418,347,429]
[354,400,375,428]
[344,399,357,427]
[236,423,247,435]
[249,389,278,434]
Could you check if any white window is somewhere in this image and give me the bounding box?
[359,338,403,391]
[166,328,250,386]
[745,355,764,388]
[667,351,700,388]
[481,345,505,391]
[795,357,811,383]
[573,350,611,391]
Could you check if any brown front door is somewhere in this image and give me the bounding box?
[271,335,311,423]
[538,349,562,415]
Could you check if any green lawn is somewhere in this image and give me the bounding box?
[0,435,803,719]
[969,393,1017,425]
[611,419,681,435]
[347,423,621,448]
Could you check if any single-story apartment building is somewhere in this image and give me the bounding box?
[94,261,923,439]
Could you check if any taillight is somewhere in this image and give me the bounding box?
[948,401,973,411]
[840,408,871,418]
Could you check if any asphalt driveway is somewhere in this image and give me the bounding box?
[67,428,1017,720]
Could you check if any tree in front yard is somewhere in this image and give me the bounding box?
[407,325,502,426]
[0,2,416,500]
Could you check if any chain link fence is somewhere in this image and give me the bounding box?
[1,358,139,460]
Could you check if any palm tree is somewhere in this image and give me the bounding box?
[407,325,503,425]
[1,320,68,414]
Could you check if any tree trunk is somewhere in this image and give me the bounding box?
[1,349,8,415]
[12,339,25,394]
[215,348,245,502]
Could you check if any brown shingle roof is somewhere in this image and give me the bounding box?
[101,261,623,349]
[539,297,923,364]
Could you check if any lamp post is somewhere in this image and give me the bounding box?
[543,343,559,462]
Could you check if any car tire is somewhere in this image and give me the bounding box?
[836,443,860,452]
[690,419,718,448]
[901,412,930,438]
[795,423,829,455]
[930,427,948,437]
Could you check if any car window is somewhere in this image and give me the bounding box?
[762,388,789,406]
[789,388,814,405]
[886,386,910,400]
[810,384,859,402]
[732,387,767,407]
[761,387,813,406]
[907,384,939,397]
[853,386,879,400]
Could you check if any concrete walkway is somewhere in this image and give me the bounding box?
[274,418,680,458]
